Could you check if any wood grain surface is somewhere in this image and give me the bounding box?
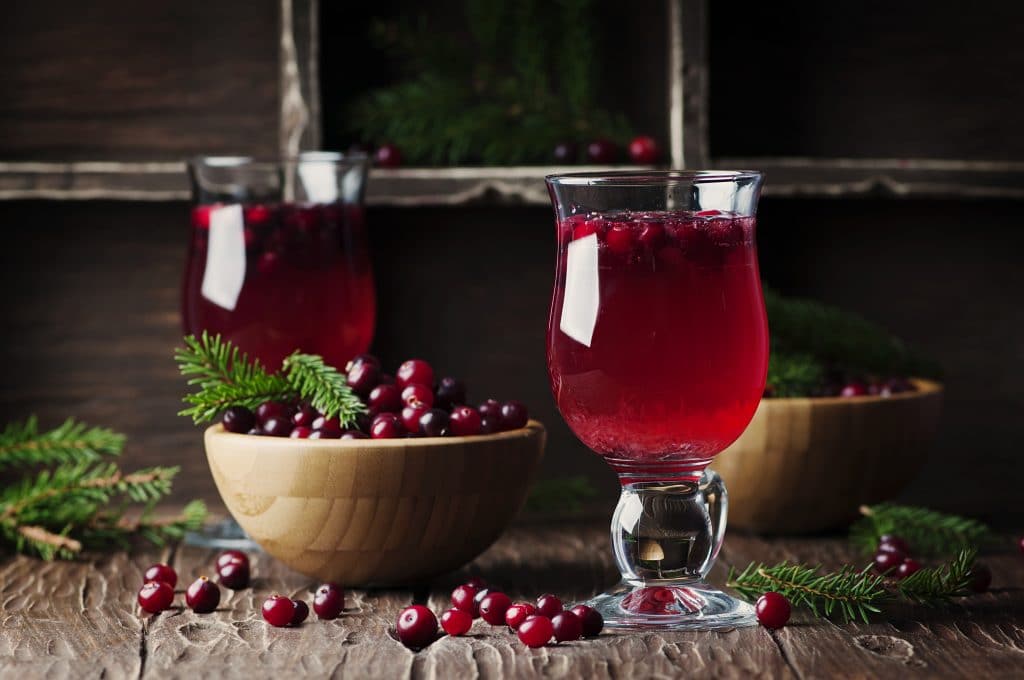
[1,519,1021,678]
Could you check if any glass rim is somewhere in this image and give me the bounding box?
[545,169,763,186]
[189,151,368,169]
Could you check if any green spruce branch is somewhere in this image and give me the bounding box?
[0,416,125,469]
[282,352,366,427]
[849,504,994,557]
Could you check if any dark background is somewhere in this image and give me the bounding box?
[1,1,1022,525]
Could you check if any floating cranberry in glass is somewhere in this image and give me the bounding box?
[517,615,554,648]
[440,608,473,636]
[144,563,177,588]
[138,581,175,614]
[569,605,604,637]
[313,583,345,619]
[546,171,767,630]
[185,577,221,613]
[755,592,791,629]
[262,595,295,627]
[396,605,438,649]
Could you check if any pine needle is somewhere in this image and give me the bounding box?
[850,504,993,557]
[0,416,125,469]
[282,352,366,427]
[897,547,976,604]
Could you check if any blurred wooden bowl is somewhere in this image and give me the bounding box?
[711,380,943,534]
[204,421,546,585]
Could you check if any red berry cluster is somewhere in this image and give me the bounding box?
[261,583,345,627]
[872,534,992,593]
[395,577,604,650]
[136,551,256,615]
[223,354,529,440]
[552,135,661,165]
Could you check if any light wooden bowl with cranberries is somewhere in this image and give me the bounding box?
[711,378,943,534]
[203,420,546,586]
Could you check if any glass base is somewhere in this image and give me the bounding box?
[184,517,262,551]
[584,581,757,631]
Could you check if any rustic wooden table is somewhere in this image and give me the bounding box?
[2,518,1022,679]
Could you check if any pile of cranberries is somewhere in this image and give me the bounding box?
[395,577,603,650]
[871,534,992,593]
[262,582,346,627]
[222,355,529,440]
[136,550,253,615]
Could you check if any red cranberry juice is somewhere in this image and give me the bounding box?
[182,202,375,369]
[547,211,768,480]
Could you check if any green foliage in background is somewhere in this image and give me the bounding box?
[350,0,632,165]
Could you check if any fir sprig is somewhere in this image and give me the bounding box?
[849,504,993,557]
[897,547,975,604]
[176,332,293,423]
[0,416,125,469]
[282,352,366,427]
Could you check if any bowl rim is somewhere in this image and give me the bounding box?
[204,419,545,448]
[764,377,943,404]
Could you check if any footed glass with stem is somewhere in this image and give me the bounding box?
[545,170,767,629]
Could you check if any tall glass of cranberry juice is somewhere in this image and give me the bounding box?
[183,154,375,370]
[546,171,766,630]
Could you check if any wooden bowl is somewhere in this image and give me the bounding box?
[711,380,943,534]
[204,421,546,585]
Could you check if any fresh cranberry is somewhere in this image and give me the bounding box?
[397,359,434,388]
[292,405,318,428]
[450,584,479,615]
[896,559,922,579]
[480,416,500,434]
[346,353,381,372]
[256,401,288,425]
[755,592,791,629]
[479,592,512,625]
[569,605,604,637]
[144,563,177,588]
[396,605,438,649]
[290,426,313,439]
[313,583,345,619]
[536,594,563,618]
[346,361,380,397]
[499,401,529,430]
[262,416,293,437]
[704,217,742,247]
[402,383,434,409]
[257,252,281,274]
[449,406,482,436]
[517,615,554,648]
[217,561,250,590]
[637,221,665,249]
[440,608,473,636]
[222,406,256,434]
[434,377,466,410]
[478,399,501,420]
[312,415,340,431]
[262,595,295,627]
[243,203,273,226]
[375,144,402,168]
[192,204,216,229]
[586,139,617,164]
[628,135,660,164]
[138,580,174,614]
[606,223,635,255]
[465,576,488,589]
[970,564,992,593]
[882,377,916,396]
[840,382,868,397]
[397,405,426,433]
[370,413,404,439]
[185,576,221,613]
[553,141,578,163]
[673,221,711,257]
[290,600,310,625]
[310,427,343,439]
[874,550,904,574]
[341,430,369,439]
[419,409,450,437]
[878,535,911,555]
[368,384,403,414]
[504,602,536,630]
[473,587,492,617]
[216,550,248,570]
[551,611,583,642]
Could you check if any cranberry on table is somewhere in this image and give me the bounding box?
[586,139,617,164]
[449,406,482,436]
[262,416,294,437]
[551,610,583,642]
[401,383,434,409]
[500,401,529,430]
[313,583,345,619]
[536,593,563,618]
[419,409,451,437]
[185,576,220,613]
[368,384,403,415]
[553,141,578,163]
[873,550,904,574]
[755,592,791,629]
[370,413,404,439]
[375,144,402,168]
[396,359,435,389]
[628,135,660,164]
[450,584,479,616]
[517,615,554,648]
[290,600,310,625]
[839,382,868,397]
[290,426,313,439]
[440,608,473,636]
[878,535,911,555]
[896,559,922,579]
[138,580,175,614]
[434,377,466,411]
[479,591,513,625]
[569,605,604,637]
[969,564,992,593]
[217,561,250,590]
[222,406,256,434]
[505,602,537,630]
[216,550,248,570]
[396,605,438,649]
[346,361,380,397]
[144,563,177,588]
[262,595,296,627]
